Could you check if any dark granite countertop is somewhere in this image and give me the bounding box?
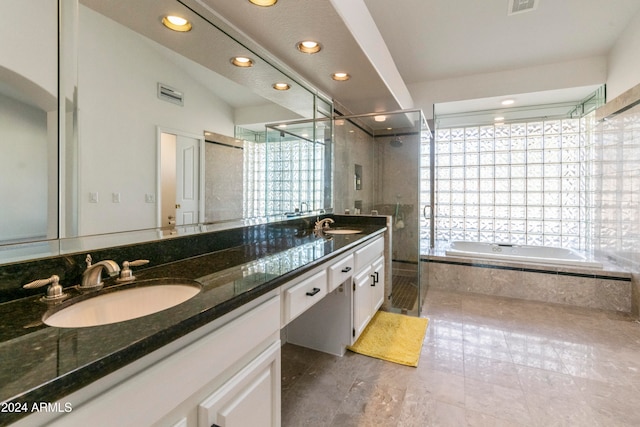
[0,222,385,425]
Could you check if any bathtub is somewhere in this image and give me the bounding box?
[445,241,603,269]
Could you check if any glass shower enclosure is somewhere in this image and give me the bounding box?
[333,110,430,316]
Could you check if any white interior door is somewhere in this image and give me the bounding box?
[158,129,204,231]
[175,134,200,225]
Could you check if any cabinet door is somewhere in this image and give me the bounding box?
[352,265,373,342]
[371,255,385,312]
[198,341,281,427]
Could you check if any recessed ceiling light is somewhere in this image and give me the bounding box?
[297,40,321,54]
[501,99,515,106]
[494,116,505,122]
[277,124,287,128]
[272,82,290,91]
[331,72,350,81]
[231,56,254,67]
[162,15,192,32]
[374,115,386,122]
[249,0,277,6]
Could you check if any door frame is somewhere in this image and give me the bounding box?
[156,126,205,230]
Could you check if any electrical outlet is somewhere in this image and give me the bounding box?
[89,192,99,203]
[145,193,155,203]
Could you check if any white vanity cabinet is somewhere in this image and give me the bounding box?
[328,253,354,292]
[34,294,281,427]
[285,251,356,356]
[17,231,387,427]
[198,340,280,427]
[371,255,385,313]
[286,235,387,351]
[352,237,385,343]
[282,270,328,326]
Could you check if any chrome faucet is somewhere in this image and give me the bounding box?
[79,254,120,291]
[314,217,335,232]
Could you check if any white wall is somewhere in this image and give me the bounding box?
[0,94,48,240]
[0,0,57,98]
[409,56,608,120]
[606,9,640,99]
[77,6,236,235]
[409,6,640,121]
[0,0,57,242]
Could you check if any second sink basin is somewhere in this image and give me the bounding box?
[43,278,202,328]
[323,228,363,235]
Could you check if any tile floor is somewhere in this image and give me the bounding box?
[281,288,640,426]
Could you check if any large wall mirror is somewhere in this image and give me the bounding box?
[0,0,58,248]
[0,0,332,265]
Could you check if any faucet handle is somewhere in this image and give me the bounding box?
[116,259,150,283]
[128,259,150,267]
[24,275,68,302]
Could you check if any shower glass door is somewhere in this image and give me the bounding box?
[334,110,429,316]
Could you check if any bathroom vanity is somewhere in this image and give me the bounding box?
[0,215,390,426]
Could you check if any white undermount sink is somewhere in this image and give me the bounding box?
[323,228,363,235]
[43,279,201,328]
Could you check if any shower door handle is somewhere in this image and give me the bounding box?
[423,205,431,220]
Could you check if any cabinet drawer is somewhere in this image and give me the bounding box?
[283,270,327,325]
[354,237,384,271]
[328,254,354,292]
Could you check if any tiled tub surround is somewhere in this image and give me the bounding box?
[424,252,632,313]
[0,215,386,426]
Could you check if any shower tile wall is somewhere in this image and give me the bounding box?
[333,121,375,214]
[590,99,640,312]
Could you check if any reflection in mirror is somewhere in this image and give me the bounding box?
[0,0,329,265]
[71,0,317,237]
[203,131,244,222]
[235,116,333,218]
[159,130,204,235]
[0,0,58,245]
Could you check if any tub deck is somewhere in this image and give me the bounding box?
[422,244,632,313]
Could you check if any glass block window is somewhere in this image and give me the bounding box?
[243,135,325,218]
[243,139,267,218]
[431,118,585,249]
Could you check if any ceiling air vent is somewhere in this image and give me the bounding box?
[157,83,184,106]
[508,0,538,15]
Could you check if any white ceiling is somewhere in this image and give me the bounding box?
[203,0,640,116]
[364,0,640,83]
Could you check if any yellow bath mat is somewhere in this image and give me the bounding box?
[347,311,429,367]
